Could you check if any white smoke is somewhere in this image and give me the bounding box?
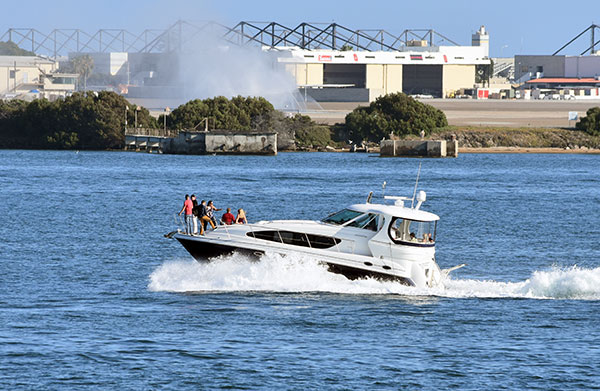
[176,30,307,110]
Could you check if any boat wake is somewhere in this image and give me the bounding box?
[148,253,600,300]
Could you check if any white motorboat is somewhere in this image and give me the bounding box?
[169,190,463,288]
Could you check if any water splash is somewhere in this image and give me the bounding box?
[148,253,600,300]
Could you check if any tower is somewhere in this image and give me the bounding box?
[472,25,489,58]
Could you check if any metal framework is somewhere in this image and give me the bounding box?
[1,20,460,58]
[553,24,600,56]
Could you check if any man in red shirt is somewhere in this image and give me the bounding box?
[178,194,194,234]
[221,208,235,225]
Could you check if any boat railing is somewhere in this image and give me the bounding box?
[174,214,185,233]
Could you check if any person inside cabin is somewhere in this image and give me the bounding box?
[221,208,236,225]
[178,194,194,234]
[409,232,417,242]
[206,200,221,227]
[236,208,247,224]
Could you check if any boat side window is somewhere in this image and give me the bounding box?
[247,230,340,249]
[389,218,436,246]
[345,213,380,231]
[321,209,363,225]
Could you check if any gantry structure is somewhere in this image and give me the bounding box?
[553,24,600,55]
[0,20,460,58]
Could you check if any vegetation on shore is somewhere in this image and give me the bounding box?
[1,90,599,151]
[431,126,600,149]
[0,92,156,149]
[343,93,448,142]
[576,107,600,137]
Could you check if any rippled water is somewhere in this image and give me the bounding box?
[1,150,599,390]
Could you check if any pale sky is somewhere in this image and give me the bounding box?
[2,0,598,57]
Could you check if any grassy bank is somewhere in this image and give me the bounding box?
[430,126,600,150]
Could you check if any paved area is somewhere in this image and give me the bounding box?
[305,99,600,128]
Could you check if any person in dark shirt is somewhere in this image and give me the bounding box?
[221,208,235,225]
[191,194,199,235]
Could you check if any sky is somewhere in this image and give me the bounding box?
[2,0,599,57]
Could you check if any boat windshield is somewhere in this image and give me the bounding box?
[346,213,380,231]
[389,217,436,245]
[321,209,363,225]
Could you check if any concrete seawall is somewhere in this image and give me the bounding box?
[380,139,458,157]
[125,129,277,155]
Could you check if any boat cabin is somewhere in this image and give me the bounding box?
[322,202,439,248]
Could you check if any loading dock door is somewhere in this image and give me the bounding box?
[323,64,366,88]
[402,65,442,97]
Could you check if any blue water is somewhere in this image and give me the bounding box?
[1,150,599,390]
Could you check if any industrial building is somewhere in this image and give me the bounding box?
[0,55,77,100]
[2,21,491,103]
[278,26,490,101]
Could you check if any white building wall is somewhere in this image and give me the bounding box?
[565,56,600,78]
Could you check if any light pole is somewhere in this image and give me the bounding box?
[124,105,129,132]
[164,107,170,134]
[134,106,140,129]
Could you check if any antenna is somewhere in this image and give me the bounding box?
[411,162,422,208]
[382,181,387,200]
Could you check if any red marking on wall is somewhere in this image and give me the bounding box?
[353,53,358,61]
[443,55,448,63]
[318,55,332,62]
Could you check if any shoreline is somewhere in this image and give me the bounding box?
[459,146,600,154]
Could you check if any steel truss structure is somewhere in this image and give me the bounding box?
[1,20,460,58]
[553,24,600,55]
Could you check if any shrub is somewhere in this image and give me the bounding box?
[576,107,600,136]
[344,92,448,142]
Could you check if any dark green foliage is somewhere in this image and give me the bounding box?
[344,92,448,142]
[163,96,274,131]
[283,114,331,148]
[0,41,35,56]
[576,107,600,136]
[0,91,158,149]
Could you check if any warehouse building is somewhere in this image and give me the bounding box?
[277,26,491,101]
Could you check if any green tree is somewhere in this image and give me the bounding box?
[0,91,157,150]
[71,55,94,91]
[576,107,600,136]
[344,92,448,142]
[163,96,274,131]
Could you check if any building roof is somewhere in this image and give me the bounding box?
[526,77,600,84]
[0,55,55,67]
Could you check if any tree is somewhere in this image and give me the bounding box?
[576,107,600,136]
[163,96,274,131]
[340,44,353,51]
[0,91,158,150]
[344,92,448,142]
[71,55,94,91]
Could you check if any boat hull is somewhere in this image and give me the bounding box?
[175,235,414,286]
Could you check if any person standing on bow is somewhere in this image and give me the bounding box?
[178,194,194,234]
[191,194,199,235]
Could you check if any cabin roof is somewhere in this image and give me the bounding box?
[349,203,440,221]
